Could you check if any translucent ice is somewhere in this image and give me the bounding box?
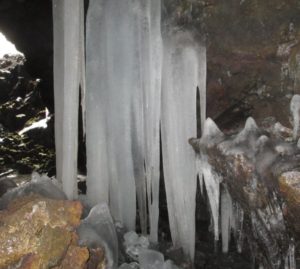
[124,231,150,260]
[139,249,164,269]
[53,0,85,199]
[162,30,205,260]
[0,172,66,210]
[77,203,118,269]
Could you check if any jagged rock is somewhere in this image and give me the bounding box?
[0,194,84,268]
[279,171,300,235]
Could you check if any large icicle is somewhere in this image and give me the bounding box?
[86,0,162,232]
[162,30,204,260]
[53,0,84,199]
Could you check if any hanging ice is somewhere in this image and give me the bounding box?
[221,187,234,253]
[85,0,162,233]
[162,30,206,260]
[290,95,300,140]
[52,0,85,199]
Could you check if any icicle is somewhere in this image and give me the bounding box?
[85,0,162,233]
[290,95,300,140]
[221,186,233,253]
[53,0,84,199]
[162,30,204,260]
[233,203,244,253]
[285,239,296,269]
[198,47,207,133]
[200,154,221,242]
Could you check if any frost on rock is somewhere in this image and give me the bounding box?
[0,172,66,210]
[124,231,150,260]
[162,30,205,260]
[290,94,300,140]
[52,0,85,199]
[77,203,118,269]
[85,0,162,235]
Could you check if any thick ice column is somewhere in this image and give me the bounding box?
[53,0,84,199]
[162,30,204,260]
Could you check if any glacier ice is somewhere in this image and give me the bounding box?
[162,30,206,260]
[290,94,300,140]
[52,0,85,199]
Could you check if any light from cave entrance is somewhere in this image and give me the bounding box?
[0,32,23,58]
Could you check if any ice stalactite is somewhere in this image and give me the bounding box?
[221,186,233,253]
[162,30,206,260]
[290,94,300,140]
[85,0,162,233]
[52,0,85,199]
[194,118,224,242]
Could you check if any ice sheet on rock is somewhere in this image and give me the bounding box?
[139,249,164,269]
[77,203,118,269]
[218,117,260,157]
[290,95,300,140]
[0,172,66,210]
[124,231,150,260]
[53,0,84,199]
[162,30,203,260]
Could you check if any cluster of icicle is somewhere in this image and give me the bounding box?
[53,0,205,261]
[52,0,299,266]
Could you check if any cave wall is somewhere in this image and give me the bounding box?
[1,0,300,129]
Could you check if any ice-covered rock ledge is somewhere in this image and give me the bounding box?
[189,116,300,269]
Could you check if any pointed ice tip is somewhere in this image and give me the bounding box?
[202,118,223,138]
[244,117,258,131]
[200,118,224,147]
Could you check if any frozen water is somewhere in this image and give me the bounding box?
[290,95,300,140]
[77,203,118,269]
[85,0,162,234]
[0,172,66,210]
[53,0,85,199]
[139,249,164,269]
[200,118,224,148]
[162,30,204,260]
[124,231,150,260]
[221,187,233,253]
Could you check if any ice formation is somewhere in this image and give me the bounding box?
[85,0,162,235]
[290,94,300,140]
[52,0,85,199]
[0,172,66,210]
[221,187,233,253]
[77,203,118,269]
[161,30,206,260]
[123,231,150,260]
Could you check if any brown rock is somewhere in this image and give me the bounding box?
[0,194,83,268]
[53,245,89,269]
